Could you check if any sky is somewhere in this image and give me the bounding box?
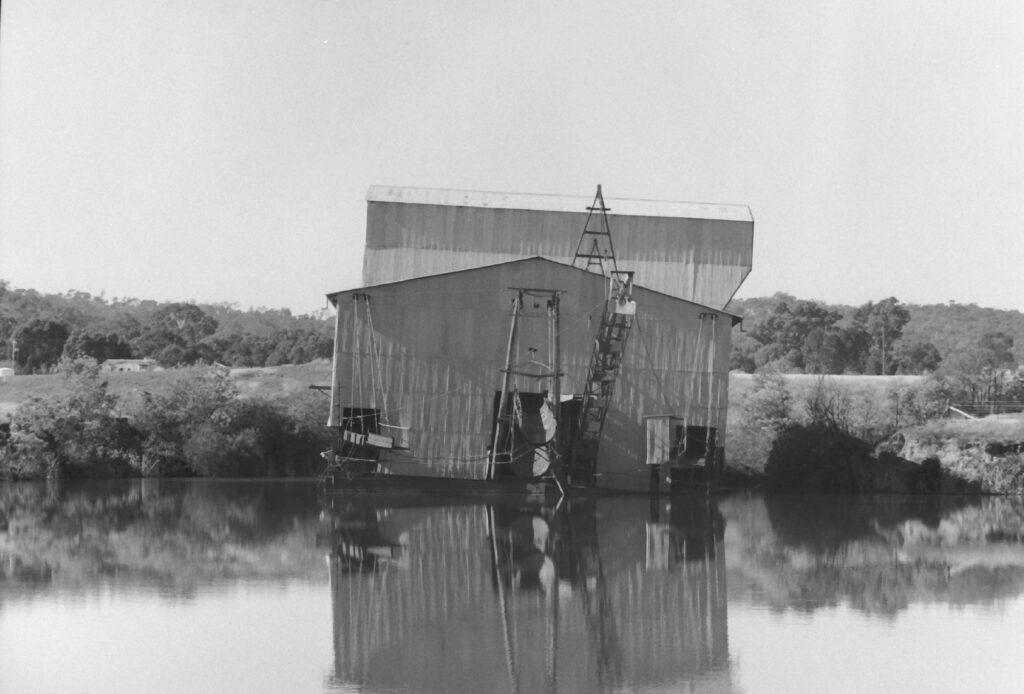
[1,0,1022,315]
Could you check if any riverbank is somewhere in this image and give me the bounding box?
[894,417,1024,494]
[726,373,1024,495]
[4,367,1021,493]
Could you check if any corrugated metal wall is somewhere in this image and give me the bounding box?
[329,258,732,490]
[361,198,753,310]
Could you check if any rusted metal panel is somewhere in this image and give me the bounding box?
[329,258,733,489]
[361,188,753,310]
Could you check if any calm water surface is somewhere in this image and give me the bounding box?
[3,479,1024,693]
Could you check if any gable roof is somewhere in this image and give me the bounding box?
[328,256,742,325]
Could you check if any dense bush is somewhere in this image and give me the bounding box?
[764,423,874,492]
[0,361,140,478]
[0,361,331,480]
[763,422,952,493]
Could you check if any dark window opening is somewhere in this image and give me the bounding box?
[673,425,717,465]
[342,407,380,436]
[336,407,382,468]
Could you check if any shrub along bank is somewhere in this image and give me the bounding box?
[0,361,331,480]
[728,373,1024,494]
[6,364,1020,490]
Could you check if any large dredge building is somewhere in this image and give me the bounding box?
[327,186,753,492]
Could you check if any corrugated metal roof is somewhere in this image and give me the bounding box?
[328,255,743,324]
[366,185,753,223]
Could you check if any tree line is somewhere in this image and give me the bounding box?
[0,281,333,373]
[731,293,1022,376]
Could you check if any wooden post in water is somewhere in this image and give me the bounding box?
[550,292,562,464]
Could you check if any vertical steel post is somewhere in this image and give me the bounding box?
[490,292,522,480]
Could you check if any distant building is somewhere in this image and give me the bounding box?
[100,358,159,373]
[0,367,14,383]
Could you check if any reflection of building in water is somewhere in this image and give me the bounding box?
[326,497,731,693]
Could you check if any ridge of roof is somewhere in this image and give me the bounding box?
[366,185,753,223]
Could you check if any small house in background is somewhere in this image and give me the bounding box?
[0,367,14,383]
[100,358,160,373]
[327,186,753,492]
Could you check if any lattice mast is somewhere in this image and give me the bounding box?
[572,185,619,276]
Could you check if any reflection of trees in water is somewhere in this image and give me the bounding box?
[724,494,1024,615]
[0,479,324,599]
[326,497,731,694]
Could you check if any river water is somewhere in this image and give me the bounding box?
[2,480,1024,693]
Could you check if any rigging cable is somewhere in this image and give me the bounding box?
[705,315,718,462]
[364,295,391,427]
[685,316,705,430]
[631,315,676,414]
[350,295,362,423]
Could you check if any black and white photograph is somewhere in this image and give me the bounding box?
[1,2,1023,692]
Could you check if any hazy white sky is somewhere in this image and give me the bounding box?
[1,0,1022,314]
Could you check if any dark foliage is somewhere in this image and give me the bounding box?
[131,303,219,366]
[852,297,910,374]
[12,319,71,374]
[764,423,874,492]
[63,328,133,362]
[762,423,964,493]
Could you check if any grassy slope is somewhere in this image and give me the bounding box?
[5,368,912,424]
[0,361,335,420]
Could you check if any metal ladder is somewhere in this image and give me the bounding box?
[569,272,635,483]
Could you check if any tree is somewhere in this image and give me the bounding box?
[743,371,793,432]
[12,319,71,373]
[819,326,871,374]
[62,329,133,362]
[977,331,1016,371]
[132,303,218,366]
[939,331,1017,410]
[853,298,910,375]
[893,340,942,374]
[748,298,843,372]
[976,332,1016,412]
[730,331,759,373]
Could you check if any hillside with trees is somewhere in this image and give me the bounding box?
[729,293,1024,380]
[728,293,1024,424]
[0,281,333,373]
